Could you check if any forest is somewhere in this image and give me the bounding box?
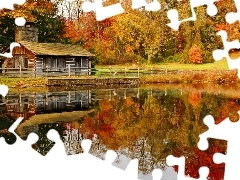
[0,0,239,65]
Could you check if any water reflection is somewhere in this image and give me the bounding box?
[5,84,240,179]
[0,95,17,144]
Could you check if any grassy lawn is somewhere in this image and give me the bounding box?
[150,60,229,70]
[95,59,229,71]
[94,60,230,77]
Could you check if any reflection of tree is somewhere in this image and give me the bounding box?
[62,126,84,155]
[14,88,238,176]
[188,92,202,108]
[80,95,174,174]
[188,92,203,121]
[79,89,240,178]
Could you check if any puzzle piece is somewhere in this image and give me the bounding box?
[166,155,209,180]
[167,0,218,31]
[225,0,240,24]
[81,0,124,21]
[212,30,240,78]
[15,123,65,156]
[131,0,161,11]
[0,0,25,10]
[198,113,240,180]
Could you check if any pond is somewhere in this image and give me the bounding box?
[1,83,240,180]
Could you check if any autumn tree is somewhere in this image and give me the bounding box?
[64,11,115,64]
[61,0,240,65]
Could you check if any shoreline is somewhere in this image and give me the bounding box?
[140,69,239,84]
[0,69,239,91]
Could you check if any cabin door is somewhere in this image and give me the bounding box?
[14,56,27,69]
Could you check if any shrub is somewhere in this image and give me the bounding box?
[188,45,203,64]
[163,53,182,63]
[203,51,214,63]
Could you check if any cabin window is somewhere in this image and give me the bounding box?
[81,58,88,68]
[57,58,65,68]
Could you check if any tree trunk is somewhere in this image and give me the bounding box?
[147,53,151,65]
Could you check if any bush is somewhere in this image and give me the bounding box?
[188,45,203,64]
[163,53,182,63]
[202,51,214,63]
[151,54,164,64]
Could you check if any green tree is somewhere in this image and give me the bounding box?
[0,15,15,52]
[32,9,66,43]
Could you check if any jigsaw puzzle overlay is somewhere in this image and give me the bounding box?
[1,0,240,180]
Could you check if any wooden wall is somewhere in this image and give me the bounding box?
[3,45,36,73]
[35,56,75,76]
[36,56,91,76]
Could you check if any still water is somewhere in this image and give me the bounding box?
[1,83,240,180]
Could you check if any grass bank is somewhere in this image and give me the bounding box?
[140,69,239,84]
[0,77,47,92]
[95,59,229,71]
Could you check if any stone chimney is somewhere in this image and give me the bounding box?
[15,21,38,42]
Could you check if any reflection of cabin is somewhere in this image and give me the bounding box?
[5,90,92,120]
[0,57,3,73]
[2,22,94,76]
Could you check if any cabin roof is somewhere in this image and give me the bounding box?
[19,41,94,57]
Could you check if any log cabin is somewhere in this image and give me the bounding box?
[2,22,94,76]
